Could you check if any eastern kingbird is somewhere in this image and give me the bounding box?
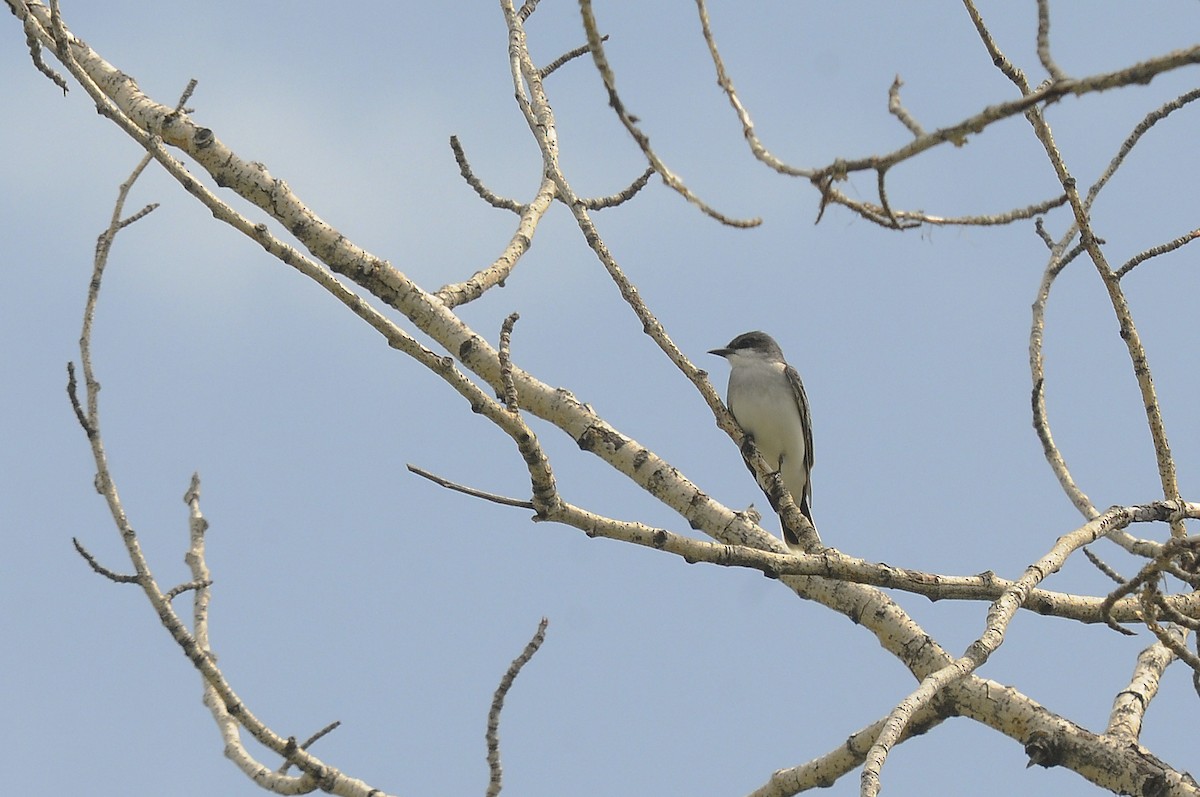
[709,331,815,551]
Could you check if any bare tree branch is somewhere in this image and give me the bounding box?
[1024,103,1187,542]
[693,0,807,178]
[163,579,213,602]
[407,464,535,510]
[449,135,525,214]
[862,504,1173,796]
[18,4,66,93]
[578,0,762,227]
[1088,88,1200,210]
[486,618,549,797]
[1106,631,1183,743]
[578,166,654,210]
[750,701,948,796]
[887,75,925,138]
[498,312,521,413]
[540,34,607,78]
[71,536,139,584]
[1116,228,1200,279]
[277,722,344,776]
[15,2,1200,795]
[1034,0,1068,82]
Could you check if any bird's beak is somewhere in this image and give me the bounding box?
[708,347,730,357]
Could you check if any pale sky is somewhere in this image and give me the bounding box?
[4,3,1200,796]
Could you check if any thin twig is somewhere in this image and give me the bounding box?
[175,78,198,109]
[164,579,214,602]
[1115,229,1200,279]
[298,721,342,751]
[449,136,524,213]
[875,168,901,228]
[1034,0,1068,82]
[65,362,94,437]
[820,186,1066,228]
[435,177,556,307]
[926,194,1068,225]
[1034,217,1055,249]
[693,0,808,177]
[277,722,343,774]
[1100,562,1162,636]
[1029,373,1096,519]
[820,6,1200,182]
[1087,88,1200,211]
[578,0,762,227]
[20,10,68,94]
[72,537,140,584]
[962,0,1030,90]
[1027,101,1187,542]
[888,75,925,137]
[499,313,520,413]
[407,464,535,510]
[1096,535,1200,634]
[578,166,655,210]
[1152,593,1200,631]
[540,35,608,78]
[1083,546,1125,585]
[486,618,549,797]
[438,136,560,307]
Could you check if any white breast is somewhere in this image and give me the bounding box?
[727,360,809,500]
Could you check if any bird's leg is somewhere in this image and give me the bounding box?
[739,435,784,514]
[738,432,758,462]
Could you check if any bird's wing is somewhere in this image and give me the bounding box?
[785,364,814,506]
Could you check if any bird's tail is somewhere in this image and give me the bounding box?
[782,497,820,551]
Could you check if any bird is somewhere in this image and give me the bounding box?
[708,331,815,551]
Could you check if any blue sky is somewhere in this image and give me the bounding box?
[4,3,1200,795]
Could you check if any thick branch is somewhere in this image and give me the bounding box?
[1106,632,1182,743]
[862,504,1186,796]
